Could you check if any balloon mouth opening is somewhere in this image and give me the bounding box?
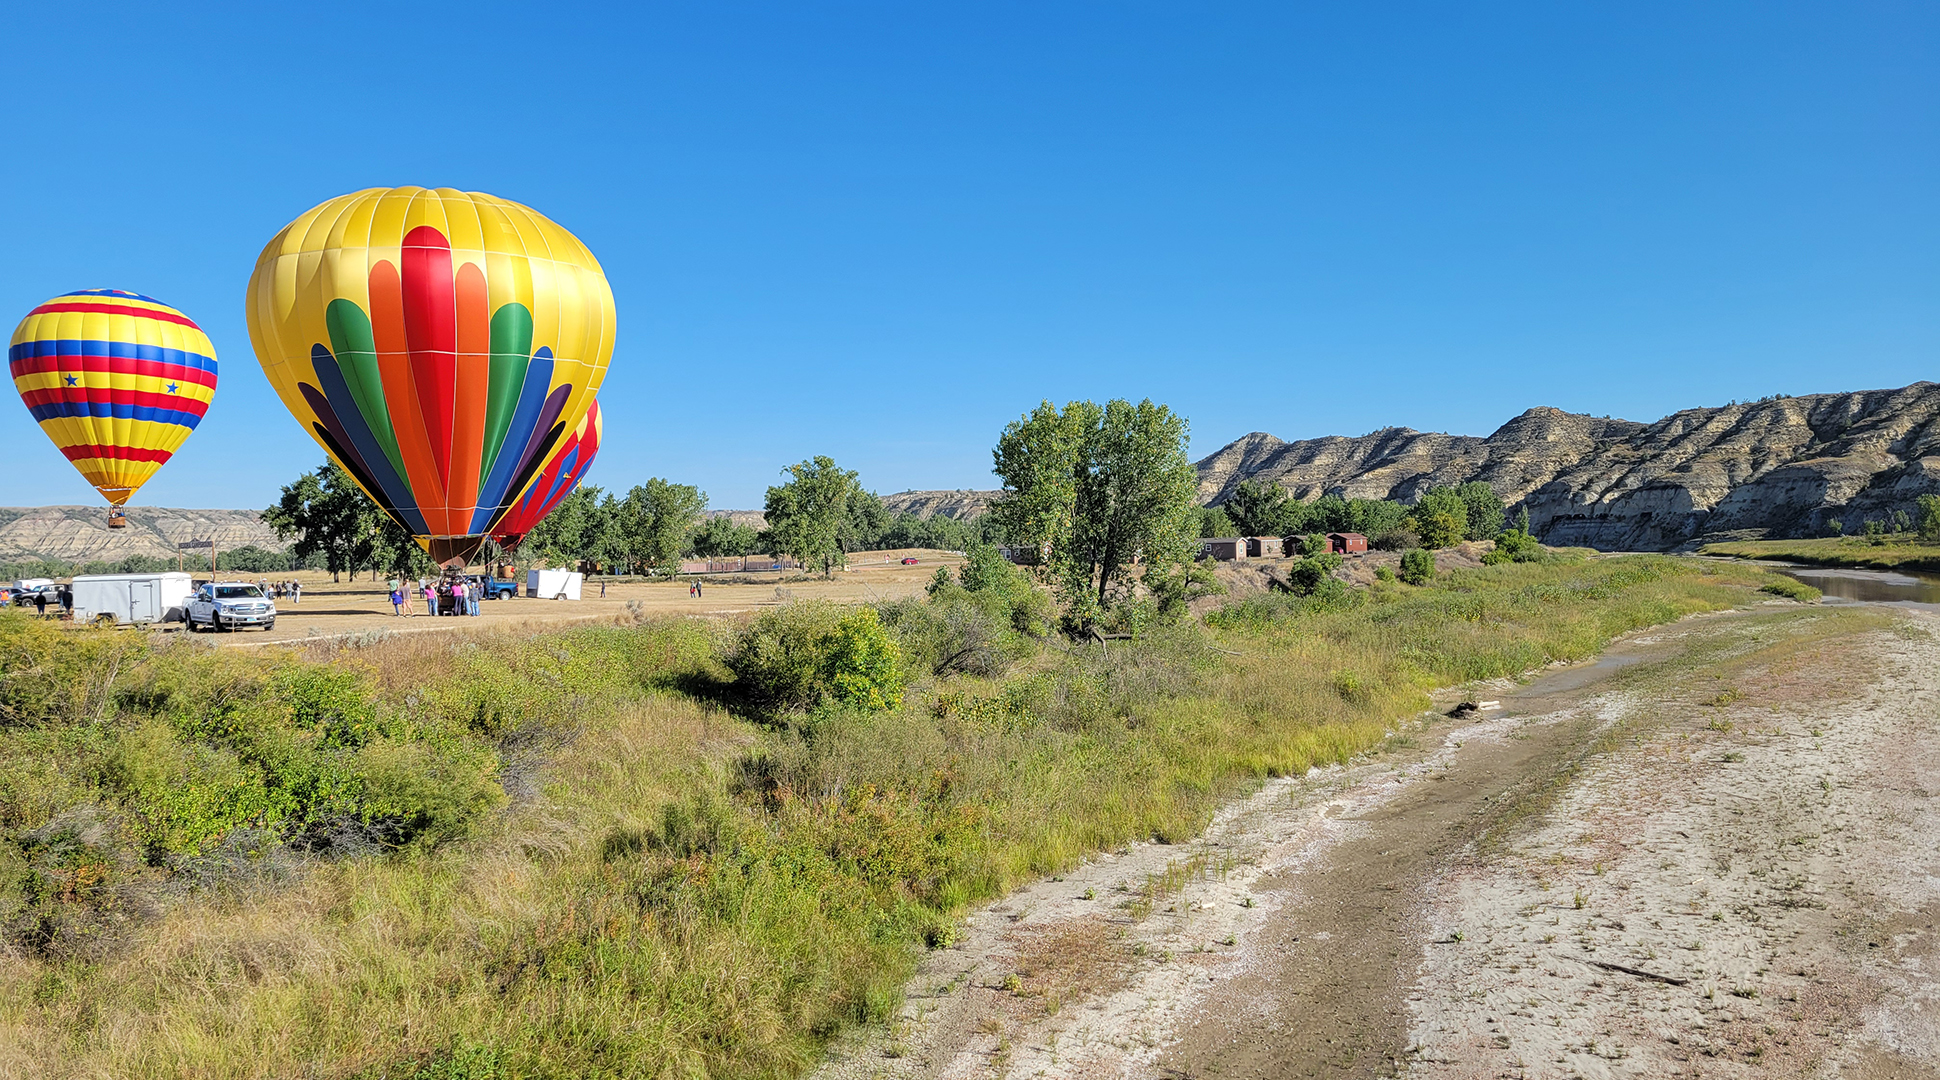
[426,537,486,569]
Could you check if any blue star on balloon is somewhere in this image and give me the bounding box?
[165,382,179,394]
[64,375,77,386]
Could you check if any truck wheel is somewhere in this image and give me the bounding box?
[263,619,275,631]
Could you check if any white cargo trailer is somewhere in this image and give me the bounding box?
[525,569,583,600]
[71,572,195,626]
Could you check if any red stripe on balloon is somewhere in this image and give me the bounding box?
[401,225,457,489]
[10,353,218,387]
[21,386,210,415]
[28,302,202,329]
[60,444,173,463]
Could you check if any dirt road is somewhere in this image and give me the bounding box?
[816,601,1940,1079]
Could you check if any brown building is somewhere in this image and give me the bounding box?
[1246,536,1286,559]
[1200,537,1246,561]
[1327,532,1368,555]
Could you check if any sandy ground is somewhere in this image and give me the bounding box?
[814,600,1940,1079]
[70,549,957,645]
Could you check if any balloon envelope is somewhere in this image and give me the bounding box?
[10,289,217,506]
[245,187,615,565]
[491,396,601,549]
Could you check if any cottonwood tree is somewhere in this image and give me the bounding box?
[1224,477,1293,537]
[991,399,1198,631]
[765,456,862,577]
[690,515,761,558]
[264,462,437,579]
[620,479,706,576]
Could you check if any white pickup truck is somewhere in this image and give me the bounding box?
[186,582,277,632]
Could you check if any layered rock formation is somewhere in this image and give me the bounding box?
[879,490,997,520]
[1198,383,1940,550]
[0,506,287,565]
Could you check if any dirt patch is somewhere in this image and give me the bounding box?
[816,604,1940,1080]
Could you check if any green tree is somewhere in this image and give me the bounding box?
[263,462,382,581]
[991,399,1198,630]
[843,490,892,552]
[1454,481,1506,540]
[765,456,863,577]
[619,479,706,576]
[1399,548,1436,585]
[690,515,761,558]
[1224,478,1292,537]
[1918,495,1940,542]
[1197,505,1237,538]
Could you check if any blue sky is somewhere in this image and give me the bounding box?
[2,2,1934,510]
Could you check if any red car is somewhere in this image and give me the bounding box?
[901,557,919,564]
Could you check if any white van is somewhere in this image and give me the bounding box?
[70,572,196,627]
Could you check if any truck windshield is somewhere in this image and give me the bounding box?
[213,585,264,599]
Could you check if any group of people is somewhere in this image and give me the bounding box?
[258,580,301,603]
[389,577,481,618]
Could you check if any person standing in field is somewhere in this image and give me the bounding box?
[423,582,436,617]
[34,591,47,619]
[389,586,404,616]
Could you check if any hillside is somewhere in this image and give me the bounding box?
[0,506,286,565]
[1197,382,1940,550]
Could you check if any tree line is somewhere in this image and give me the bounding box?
[259,459,1003,581]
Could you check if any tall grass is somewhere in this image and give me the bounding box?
[0,555,1782,1078]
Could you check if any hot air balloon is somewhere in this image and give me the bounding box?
[245,187,614,566]
[10,289,218,525]
[490,396,602,550]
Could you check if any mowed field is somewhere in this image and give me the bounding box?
[131,549,961,645]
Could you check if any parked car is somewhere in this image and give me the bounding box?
[186,582,277,632]
[901,557,920,565]
[473,573,517,600]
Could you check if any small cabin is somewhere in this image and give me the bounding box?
[1246,536,1286,559]
[1327,532,1368,555]
[1200,537,1246,562]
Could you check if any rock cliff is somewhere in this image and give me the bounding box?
[0,506,287,565]
[1198,382,1940,550]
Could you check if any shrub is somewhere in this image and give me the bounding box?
[1371,525,1420,552]
[1374,566,1396,582]
[1399,548,1436,585]
[1280,553,1343,596]
[1481,529,1545,566]
[728,602,906,715]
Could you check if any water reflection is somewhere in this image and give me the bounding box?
[1779,567,1940,605]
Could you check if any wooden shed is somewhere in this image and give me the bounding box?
[1328,532,1368,555]
[1246,536,1286,559]
[1200,538,1246,562]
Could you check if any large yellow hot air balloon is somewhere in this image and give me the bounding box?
[245,187,615,565]
[11,289,218,520]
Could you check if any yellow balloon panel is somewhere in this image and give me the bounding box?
[245,187,615,558]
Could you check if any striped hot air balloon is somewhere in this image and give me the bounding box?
[10,289,218,511]
[491,396,601,550]
[245,187,615,566]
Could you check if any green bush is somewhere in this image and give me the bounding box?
[1399,548,1436,585]
[728,602,907,715]
[1482,529,1545,565]
[1281,553,1343,596]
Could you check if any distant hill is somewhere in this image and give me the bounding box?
[0,506,286,565]
[1194,382,1940,550]
[879,490,997,520]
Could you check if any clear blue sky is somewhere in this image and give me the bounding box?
[2,2,1934,510]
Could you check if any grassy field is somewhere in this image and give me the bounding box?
[1700,535,1940,573]
[0,554,1799,1079]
